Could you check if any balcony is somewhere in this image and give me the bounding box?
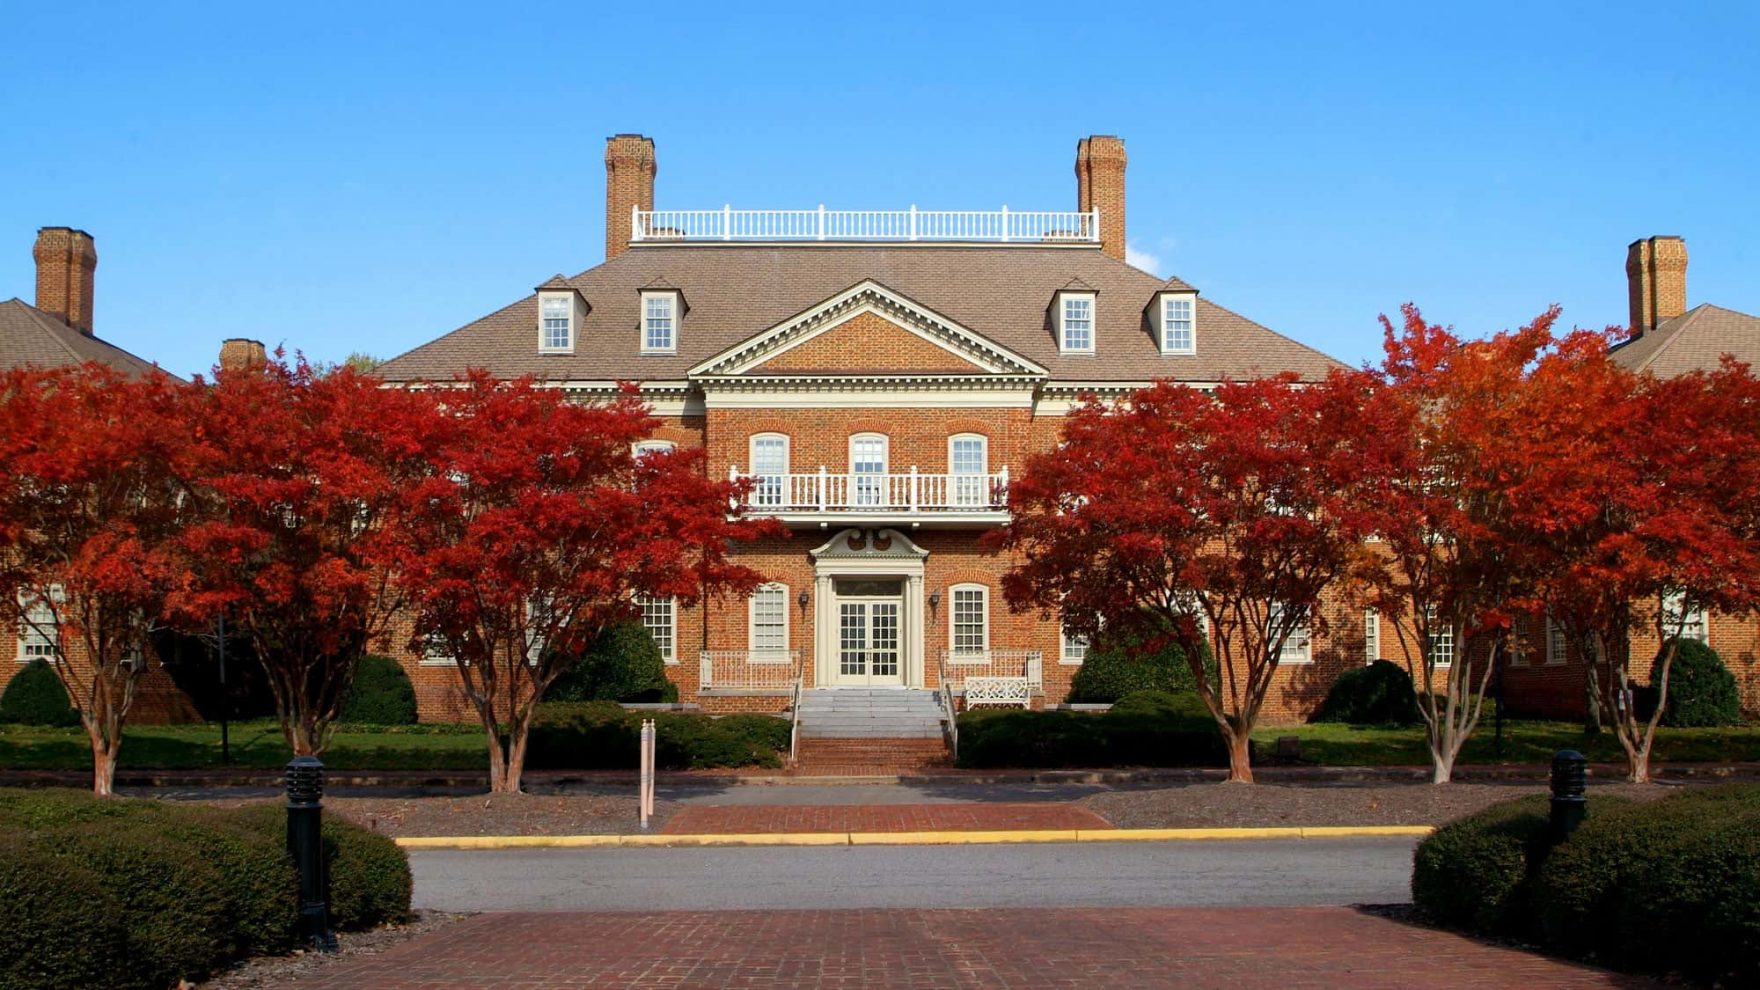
[632,206,1100,245]
[731,468,1010,527]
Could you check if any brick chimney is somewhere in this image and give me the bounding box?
[218,338,267,374]
[1076,136,1127,262]
[1626,235,1688,339]
[605,134,656,262]
[33,227,97,334]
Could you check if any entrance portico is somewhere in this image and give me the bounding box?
[810,529,928,689]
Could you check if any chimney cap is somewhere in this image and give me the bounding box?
[35,225,94,238]
[1629,234,1685,247]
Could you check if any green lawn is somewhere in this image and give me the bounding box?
[0,720,487,772]
[1253,720,1760,766]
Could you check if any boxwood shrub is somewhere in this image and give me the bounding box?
[0,659,79,727]
[1411,795,1554,934]
[1653,638,1741,727]
[1613,813,1760,985]
[527,701,788,770]
[1066,621,1214,704]
[547,621,679,703]
[339,654,419,725]
[955,689,1233,769]
[0,789,412,989]
[1312,659,1422,725]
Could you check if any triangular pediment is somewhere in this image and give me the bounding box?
[689,280,1047,380]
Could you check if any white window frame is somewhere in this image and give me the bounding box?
[1662,590,1708,645]
[640,290,678,354]
[1158,292,1197,355]
[948,434,989,508]
[748,583,789,660]
[1270,601,1312,664]
[1060,626,1090,666]
[1508,616,1530,667]
[634,439,676,460]
[1426,605,1454,668]
[948,584,989,660]
[1364,608,1380,665]
[1545,615,1568,666]
[849,433,889,507]
[419,630,453,667]
[1058,292,1096,354]
[749,434,790,509]
[538,292,575,354]
[636,594,677,664]
[15,587,61,664]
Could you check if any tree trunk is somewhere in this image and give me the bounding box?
[484,724,514,793]
[1431,749,1454,785]
[87,726,119,797]
[1627,745,1651,784]
[1224,730,1254,784]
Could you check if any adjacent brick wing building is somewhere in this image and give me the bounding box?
[376,134,1371,725]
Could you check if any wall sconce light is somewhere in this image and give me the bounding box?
[797,589,810,609]
[928,591,942,610]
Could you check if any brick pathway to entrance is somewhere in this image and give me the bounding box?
[661,802,1112,834]
[293,907,1659,988]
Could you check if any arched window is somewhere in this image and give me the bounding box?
[948,434,989,507]
[849,433,889,507]
[634,439,676,461]
[749,434,790,508]
[948,583,989,659]
[749,583,789,659]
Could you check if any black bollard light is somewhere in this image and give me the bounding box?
[285,755,338,951]
[1550,748,1588,841]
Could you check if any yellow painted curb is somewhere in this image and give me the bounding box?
[395,824,1435,850]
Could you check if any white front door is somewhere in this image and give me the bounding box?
[834,581,904,687]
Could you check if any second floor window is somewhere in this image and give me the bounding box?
[643,293,676,352]
[540,296,573,352]
[850,434,888,507]
[750,435,789,508]
[1061,295,1094,353]
[949,435,988,507]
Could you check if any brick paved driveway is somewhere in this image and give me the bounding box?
[661,802,1112,834]
[293,907,1659,988]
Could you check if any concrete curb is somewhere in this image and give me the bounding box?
[394,824,1435,850]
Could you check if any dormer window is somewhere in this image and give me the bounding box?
[1058,293,1096,354]
[538,292,576,354]
[641,291,678,354]
[1152,290,1198,355]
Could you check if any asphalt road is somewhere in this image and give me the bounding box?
[410,837,1418,912]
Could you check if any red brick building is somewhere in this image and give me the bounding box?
[376,134,1374,730]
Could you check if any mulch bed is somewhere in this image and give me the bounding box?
[194,791,669,837]
[1084,779,1676,829]
[195,911,468,989]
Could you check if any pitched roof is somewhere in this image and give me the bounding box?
[376,245,1343,384]
[0,298,169,379]
[1609,303,1760,377]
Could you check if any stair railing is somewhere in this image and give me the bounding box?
[937,650,959,762]
[788,650,807,766]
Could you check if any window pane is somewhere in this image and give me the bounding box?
[1063,296,1093,351]
[1165,297,1194,352]
[541,297,572,350]
[1062,627,1088,664]
[637,595,674,662]
[752,586,787,653]
[952,588,987,654]
[751,436,787,507]
[1271,602,1309,662]
[851,436,887,507]
[1364,608,1379,664]
[950,436,987,507]
[644,295,674,350]
[1426,606,1454,666]
[18,596,55,660]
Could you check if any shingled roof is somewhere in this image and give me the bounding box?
[1609,303,1760,378]
[376,244,1344,384]
[0,297,166,378]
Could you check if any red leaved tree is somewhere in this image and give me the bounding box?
[393,373,779,793]
[1512,339,1760,782]
[172,355,443,756]
[994,374,1390,782]
[1361,304,1561,783]
[0,364,196,794]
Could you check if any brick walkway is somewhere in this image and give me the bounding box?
[293,907,1659,988]
[660,802,1112,834]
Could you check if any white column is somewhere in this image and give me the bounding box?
[815,573,834,687]
[907,574,926,688]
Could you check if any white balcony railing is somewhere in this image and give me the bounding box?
[732,468,1008,515]
[939,648,1044,709]
[699,649,799,694]
[633,206,1099,245]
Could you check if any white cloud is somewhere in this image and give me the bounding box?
[1125,243,1162,276]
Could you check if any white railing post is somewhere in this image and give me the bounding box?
[1000,204,1010,242]
[817,204,826,241]
[997,465,1009,507]
[722,204,732,241]
[699,651,712,690]
[910,466,919,513]
[631,205,642,243]
[909,204,918,241]
[818,466,829,512]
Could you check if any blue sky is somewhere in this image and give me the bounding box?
[2,2,1756,380]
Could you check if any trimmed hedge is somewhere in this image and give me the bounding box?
[1312,659,1422,726]
[1067,623,1214,704]
[955,689,1235,769]
[547,621,679,704]
[339,654,419,725]
[527,701,788,770]
[0,660,79,727]
[1653,638,1740,728]
[1416,784,1760,983]
[0,789,411,990]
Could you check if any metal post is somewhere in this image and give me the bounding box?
[639,719,655,830]
[285,756,337,951]
[1550,749,1588,841]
